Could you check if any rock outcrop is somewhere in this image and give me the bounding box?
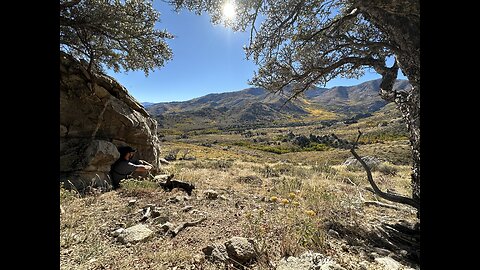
[60,52,161,191]
[276,251,345,270]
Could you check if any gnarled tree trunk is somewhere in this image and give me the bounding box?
[357,0,420,205]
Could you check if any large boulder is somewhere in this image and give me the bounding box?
[60,52,161,191]
[343,156,383,170]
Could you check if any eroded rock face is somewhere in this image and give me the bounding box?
[60,52,161,190]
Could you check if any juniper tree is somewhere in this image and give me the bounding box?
[60,0,173,75]
[169,0,420,206]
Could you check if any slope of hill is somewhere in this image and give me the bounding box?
[146,79,410,131]
[61,99,418,269]
[304,79,411,114]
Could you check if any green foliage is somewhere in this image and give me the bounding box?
[60,185,80,203]
[190,128,222,135]
[255,145,292,154]
[120,179,159,197]
[122,179,158,190]
[303,142,329,152]
[60,0,173,75]
[293,216,326,252]
[243,203,326,259]
[159,129,183,136]
[233,141,290,154]
[180,159,234,171]
[232,140,329,154]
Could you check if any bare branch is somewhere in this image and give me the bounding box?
[169,217,207,237]
[248,0,263,49]
[350,130,419,209]
[299,6,359,44]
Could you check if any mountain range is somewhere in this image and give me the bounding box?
[145,79,411,131]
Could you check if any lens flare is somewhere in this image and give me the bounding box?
[222,1,236,20]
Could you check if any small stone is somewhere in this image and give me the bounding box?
[154,174,172,181]
[152,216,169,224]
[111,228,125,237]
[144,204,155,210]
[182,205,194,212]
[374,257,402,270]
[192,253,204,264]
[128,199,137,206]
[225,237,256,264]
[324,221,333,229]
[202,244,228,262]
[151,210,161,218]
[204,189,218,200]
[117,224,154,244]
[328,229,340,238]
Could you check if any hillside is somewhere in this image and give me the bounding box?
[146,79,411,132]
[60,103,419,270]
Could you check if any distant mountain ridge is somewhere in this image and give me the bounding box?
[141,102,155,108]
[145,79,410,131]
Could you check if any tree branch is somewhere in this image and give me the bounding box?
[248,1,262,49]
[169,217,207,237]
[350,130,419,209]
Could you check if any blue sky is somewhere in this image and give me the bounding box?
[106,2,406,103]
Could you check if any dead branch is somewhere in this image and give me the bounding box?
[169,217,207,237]
[344,177,365,202]
[345,173,402,210]
[350,130,420,210]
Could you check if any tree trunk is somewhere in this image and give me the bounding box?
[357,0,420,205]
[395,86,420,203]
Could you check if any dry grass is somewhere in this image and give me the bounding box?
[61,151,417,270]
[61,106,418,269]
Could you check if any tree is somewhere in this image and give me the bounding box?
[169,0,420,207]
[60,0,173,75]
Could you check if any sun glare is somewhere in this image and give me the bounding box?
[222,1,236,20]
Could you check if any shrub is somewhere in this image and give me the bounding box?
[376,162,398,176]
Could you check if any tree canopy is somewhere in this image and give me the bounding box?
[60,0,173,75]
[169,0,419,95]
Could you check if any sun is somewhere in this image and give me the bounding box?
[222,1,236,21]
